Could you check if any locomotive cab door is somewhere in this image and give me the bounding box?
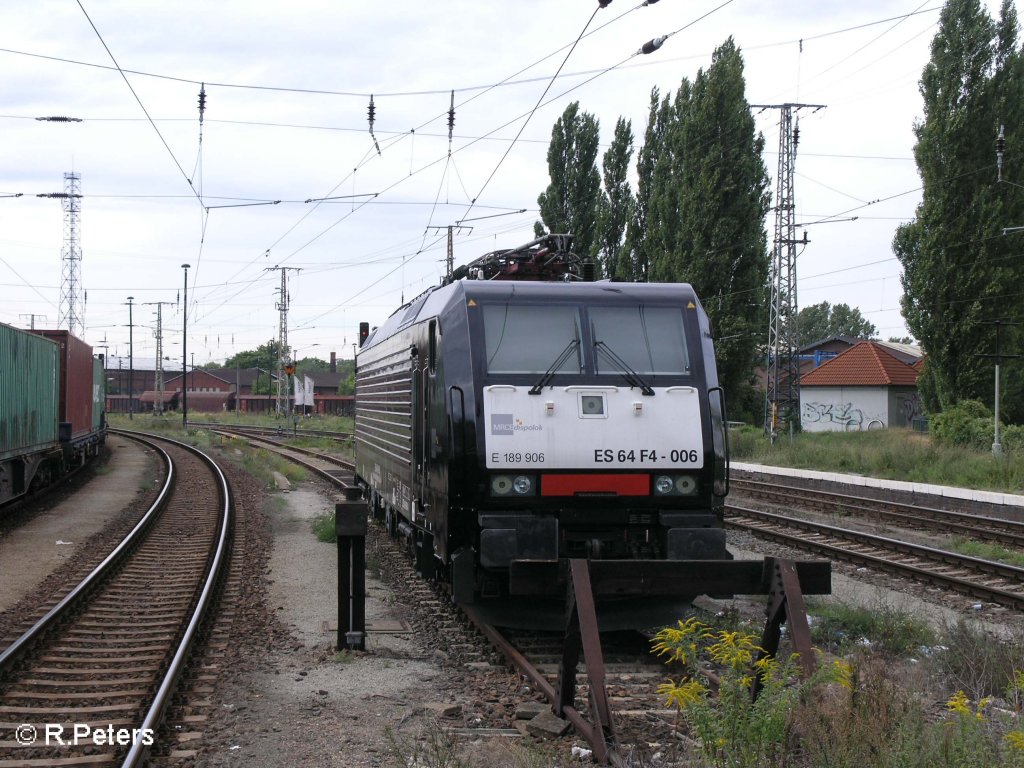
[411,319,447,572]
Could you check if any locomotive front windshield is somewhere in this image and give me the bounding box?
[482,301,691,377]
[590,306,690,375]
[483,304,582,374]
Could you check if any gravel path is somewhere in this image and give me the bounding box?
[0,438,154,614]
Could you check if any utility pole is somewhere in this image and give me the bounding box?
[978,320,1021,455]
[181,263,190,428]
[265,266,301,415]
[19,313,48,330]
[145,301,175,415]
[751,102,825,441]
[426,225,472,281]
[127,297,134,420]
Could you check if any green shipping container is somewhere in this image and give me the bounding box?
[0,322,60,462]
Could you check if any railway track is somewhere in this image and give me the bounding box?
[726,504,1024,610]
[208,427,353,485]
[229,433,679,765]
[731,477,1024,548]
[0,431,232,767]
[191,421,352,444]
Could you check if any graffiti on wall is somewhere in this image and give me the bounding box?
[803,402,885,430]
[898,393,922,426]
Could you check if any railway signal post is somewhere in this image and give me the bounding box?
[336,487,368,651]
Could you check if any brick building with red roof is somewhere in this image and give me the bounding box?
[800,341,923,431]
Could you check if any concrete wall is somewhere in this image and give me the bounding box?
[889,387,923,428]
[801,386,888,432]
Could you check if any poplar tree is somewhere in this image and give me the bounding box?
[535,102,602,260]
[894,0,1024,421]
[596,117,635,280]
[638,38,771,412]
[624,89,672,282]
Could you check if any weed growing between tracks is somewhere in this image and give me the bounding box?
[806,598,935,655]
[652,612,1024,767]
[235,445,306,488]
[183,411,354,433]
[948,538,1024,568]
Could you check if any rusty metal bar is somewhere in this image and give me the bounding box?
[461,604,602,758]
[752,558,816,700]
[556,560,612,762]
[468,556,832,765]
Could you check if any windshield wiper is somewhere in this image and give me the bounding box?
[594,341,655,396]
[529,338,580,395]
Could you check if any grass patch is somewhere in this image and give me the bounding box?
[730,425,1024,493]
[807,598,935,656]
[947,537,1024,567]
[183,411,353,433]
[237,447,307,489]
[332,649,354,664]
[312,510,336,542]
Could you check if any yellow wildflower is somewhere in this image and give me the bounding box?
[830,659,854,690]
[946,690,971,716]
[975,696,991,721]
[657,677,706,711]
[652,617,710,666]
[1006,731,1024,751]
[708,630,762,669]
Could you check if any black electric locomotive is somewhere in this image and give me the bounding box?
[354,236,729,623]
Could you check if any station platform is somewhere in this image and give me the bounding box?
[731,461,1024,509]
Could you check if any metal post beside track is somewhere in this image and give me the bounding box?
[336,487,368,651]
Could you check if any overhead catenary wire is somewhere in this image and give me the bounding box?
[74,0,201,206]
[4,2,950,351]
[0,7,941,100]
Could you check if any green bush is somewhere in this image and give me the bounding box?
[930,400,994,448]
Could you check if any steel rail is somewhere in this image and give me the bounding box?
[210,428,354,482]
[727,505,1024,610]
[0,431,174,673]
[460,604,626,767]
[731,478,1024,547]
[120,432,234,768]
[189,420,352,441]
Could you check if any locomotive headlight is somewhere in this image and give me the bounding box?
[512,475,534,495]
[674,475,698,495]
[654,475,675,495]
[654,474,699,496]
[491,475,513,496]
[490,475,535,496]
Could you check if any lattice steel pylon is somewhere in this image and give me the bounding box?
[146,302,175,415]
[58,172,84,337]
[752,103,824,439]
[266,266,301,414]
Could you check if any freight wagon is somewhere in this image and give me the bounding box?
[0,323,106,506]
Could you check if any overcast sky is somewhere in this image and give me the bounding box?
[0,1,992,369]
